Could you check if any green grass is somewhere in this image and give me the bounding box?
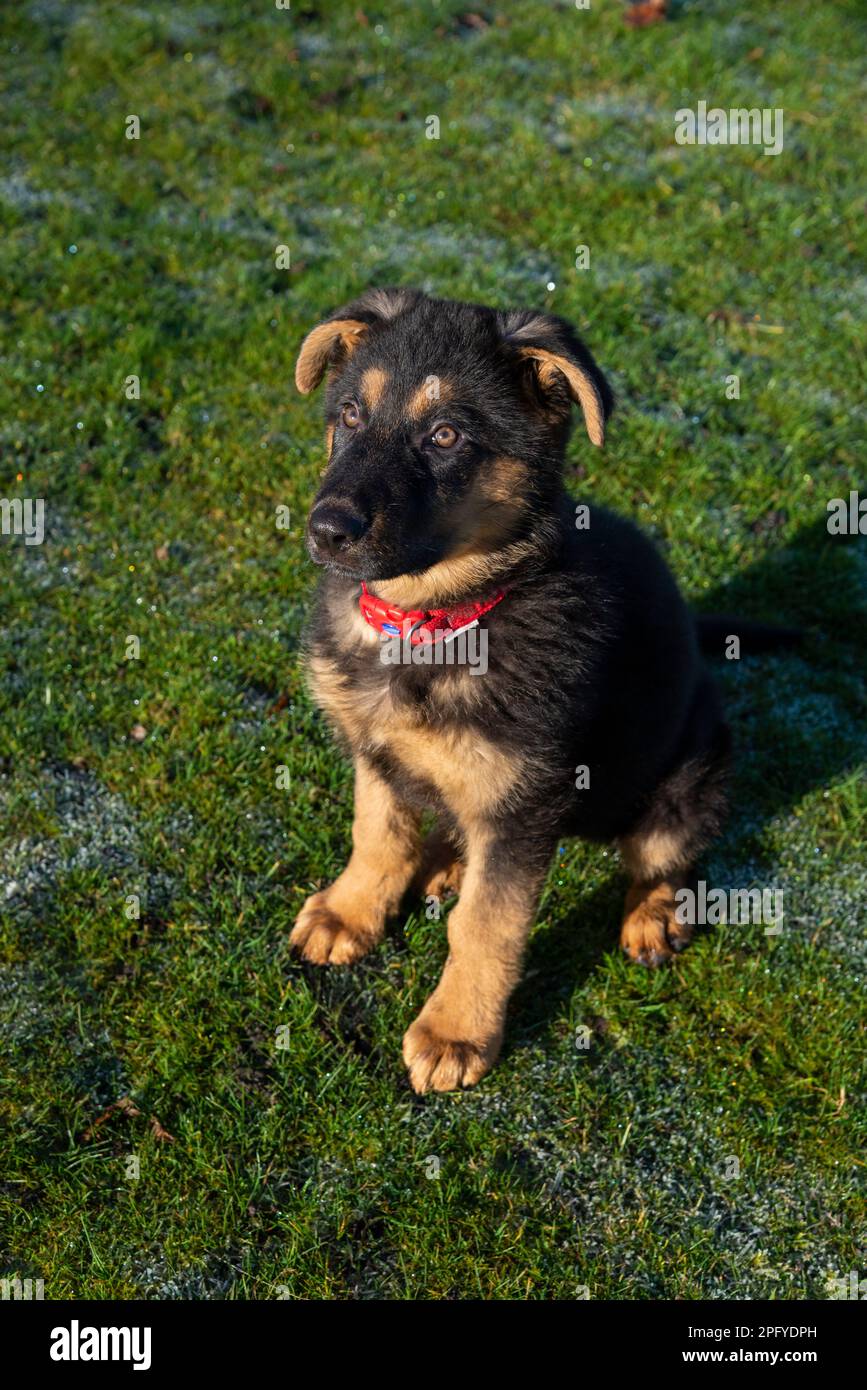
[1,0,865,1299]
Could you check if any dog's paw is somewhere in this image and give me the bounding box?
[620,885,692,967]
[402,1018,498,1094]
[290,891,379,965]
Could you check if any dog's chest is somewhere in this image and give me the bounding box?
[308,635,522,822]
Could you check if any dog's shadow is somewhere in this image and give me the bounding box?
[508,511,867,1050]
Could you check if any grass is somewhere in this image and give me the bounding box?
[1,0,865,1300]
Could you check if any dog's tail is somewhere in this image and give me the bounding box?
[694,613,804,658]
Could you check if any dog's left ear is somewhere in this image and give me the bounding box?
[498,309,614,446]
[295,287,419,393]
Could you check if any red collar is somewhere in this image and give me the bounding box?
[359,582,507,645]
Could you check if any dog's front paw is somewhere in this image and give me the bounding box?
[620,881,692,966]
[402,1017,500,1094]
[290,890,380,965]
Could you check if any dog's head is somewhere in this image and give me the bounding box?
[295,288,613,601]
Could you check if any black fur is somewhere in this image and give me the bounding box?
[299,288,736,877]
[310,501,730,870]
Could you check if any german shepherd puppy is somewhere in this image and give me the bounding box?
[291,287,731,1094]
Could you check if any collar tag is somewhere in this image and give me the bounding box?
[439,618,479,645]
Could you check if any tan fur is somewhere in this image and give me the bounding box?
[360,366,390,409]
[389,725,522,822]
[307,646,387,745]
[308,650,524,821]
[618,824,693,964]
[619,874,691,965]
[407,378,452,418]
[619,827,692,881]
[480,455,529,504]
[448,456,530,550]
[403,829,547,1092]
[516,345,606,446]
[295,319,369,394]
[374,542,535,610]
[290,758,422,964]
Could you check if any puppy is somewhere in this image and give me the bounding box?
[291,287,731,1094]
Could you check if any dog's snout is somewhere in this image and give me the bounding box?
[308,501,368,557]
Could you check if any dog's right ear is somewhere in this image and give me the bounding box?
[295,287,419,393]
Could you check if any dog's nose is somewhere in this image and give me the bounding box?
[308,501,368,556]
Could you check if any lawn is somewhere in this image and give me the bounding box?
[1,0,865,1300]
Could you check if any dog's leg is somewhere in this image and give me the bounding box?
[618,734,730,966]
[291,757,421,965]
[403,830,550,1093]
[617,828,694,966]
[411,823,465,902]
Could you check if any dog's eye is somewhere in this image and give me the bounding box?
[341,402,361,429]
[430,424,460,449]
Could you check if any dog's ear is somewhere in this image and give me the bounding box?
[295,287,419,393]
[497,309,614,446]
